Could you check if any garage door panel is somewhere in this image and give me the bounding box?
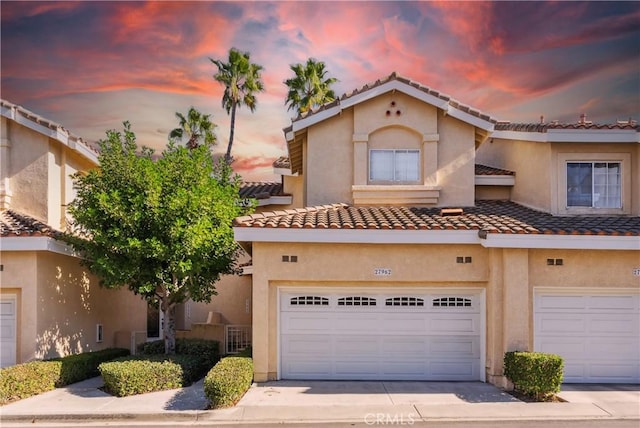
[381,337,428,356]
[535,292,640,384]
[334,336,379,354]
[430,361,475,377]
[283,315,330,332]
[431,337,479,357]
[588,295,636,310]
[281,289,482,381]
[0,296,17,368]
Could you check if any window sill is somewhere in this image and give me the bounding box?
[352,185,441,206]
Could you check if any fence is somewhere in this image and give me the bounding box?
[225,325,251,354]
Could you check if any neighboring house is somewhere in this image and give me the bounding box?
[233,73,640,386]
[0,100,147,367]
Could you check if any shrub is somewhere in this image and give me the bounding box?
[137,338,220,368]
[0,361,61,405]
[51,347,130,386]
[504,351,564,400]
[0,348,129,405]
[99,354,207,397]
[204,356,253,408]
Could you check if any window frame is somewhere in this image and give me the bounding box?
[368,149,421,184]
[566,161,622,209]
[556,152,630,216]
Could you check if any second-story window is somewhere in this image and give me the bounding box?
[567,162,621,208]
[369,149,420,183]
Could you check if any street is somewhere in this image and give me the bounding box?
[1,419,638,428]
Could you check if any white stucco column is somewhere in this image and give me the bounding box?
[0,118,12,209]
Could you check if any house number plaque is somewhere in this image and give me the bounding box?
[374,268,392,276]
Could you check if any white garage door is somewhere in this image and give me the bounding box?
[0,295,17,368]
[280,289,483,381]
[535,291,640,383]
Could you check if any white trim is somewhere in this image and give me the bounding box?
[236,227,639,250]
[289,79,494,133]
[474,175,515,186]
[273,167,296,177]
[1,102,99,164]
[534,286,640,295]
[479,289,486,383]
[235,228,481,244]
[256,196,293,207]
[241,265,253,275]
[492,129,639,143]
[480,234,639,250]
[0,236,81,256]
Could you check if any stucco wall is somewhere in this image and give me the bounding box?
[436,113,476,207]
[1,250,145,363]
[35,251,146,360]
[476,138,551,212]
[306,109,354,206]
[7,123,49,222]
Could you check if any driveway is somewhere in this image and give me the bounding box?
[237,381,520,406]
[556,384,640,418]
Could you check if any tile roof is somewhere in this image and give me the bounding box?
[287,72,498,129]
[494,121,639,132]
[273,156,291,169]
[239,182,285,200]
[0,210,60,237]
[475,164,514,176]
[0,99,100,158]
[234,201,639,236]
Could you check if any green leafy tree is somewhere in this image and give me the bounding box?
[169,107,216,150]
[64,122,252,354]
[210,48,264,163]
[284,58,338,115]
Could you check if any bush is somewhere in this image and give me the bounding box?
[137,338,220,367]
[51,347,130,386]
[204,356,253,408]
[0,348,130,405]
[504,351,564,400]
[99,354,208,397]
[0,361,61,405]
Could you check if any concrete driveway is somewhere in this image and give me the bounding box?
[237,381,520,406]
[556,384,640,418]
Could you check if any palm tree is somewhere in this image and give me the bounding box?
[169,107,216,150]
[211,48,264,163]
[284,58,338,115]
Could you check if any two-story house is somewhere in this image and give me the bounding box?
[233,73,639,387]
[0,100,147,367]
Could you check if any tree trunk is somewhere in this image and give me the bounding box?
[161,293,176,355]
[225,102,237,163]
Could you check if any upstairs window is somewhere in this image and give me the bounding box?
[369,149,419,183]
[567,162,621,208]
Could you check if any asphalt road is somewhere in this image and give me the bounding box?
[1,419,638,428]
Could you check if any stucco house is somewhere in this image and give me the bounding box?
[0,100,147,367]
[232,73,639,386]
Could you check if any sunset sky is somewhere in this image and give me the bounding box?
[2,1,639,181]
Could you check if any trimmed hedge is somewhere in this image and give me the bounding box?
[204,356,253,408]
[99,354,209,397]
[50,347,130,386]
[0,348,130,405]
[504,351,564,400]
[137,338,220,367]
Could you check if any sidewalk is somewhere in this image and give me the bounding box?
[0,377,638,424]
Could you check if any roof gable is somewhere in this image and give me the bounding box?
[1,99,99,164]
[284,72,497,140]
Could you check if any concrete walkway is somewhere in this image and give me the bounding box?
[0,377,638,424]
